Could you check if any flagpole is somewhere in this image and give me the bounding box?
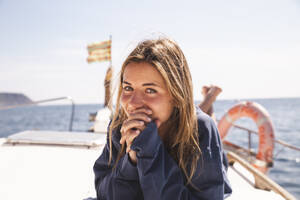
[109,35,112,67]
[104,35,113,110]
[108,35,112,110]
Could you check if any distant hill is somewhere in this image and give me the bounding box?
[0,93,33,107]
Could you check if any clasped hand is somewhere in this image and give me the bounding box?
[120,108,152,164]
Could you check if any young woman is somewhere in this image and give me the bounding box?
[93,38,232,200]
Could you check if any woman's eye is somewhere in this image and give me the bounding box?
[123,86,133,91]
[146,88,157,94]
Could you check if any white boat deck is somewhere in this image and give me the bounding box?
[0,131,105,200]
[0,130,293,200]
[227,163,285,200]
[6,130,106,148]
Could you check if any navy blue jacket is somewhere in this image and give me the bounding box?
[93,108,232,200]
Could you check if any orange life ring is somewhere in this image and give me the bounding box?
[218,101,275,173]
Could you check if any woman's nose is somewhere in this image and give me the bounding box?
[128,92,144,110]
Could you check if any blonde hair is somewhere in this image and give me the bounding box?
[109,37,201,186]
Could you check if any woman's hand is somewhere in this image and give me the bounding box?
[120,108,152,164]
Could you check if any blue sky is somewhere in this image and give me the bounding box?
[0,0,299,104]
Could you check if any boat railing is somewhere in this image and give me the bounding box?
[0,97,75,132]
[227,151,296,200]
[220,121,300,153]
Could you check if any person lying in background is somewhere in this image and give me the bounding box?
[199,85,222,122]
[93,37,232,200]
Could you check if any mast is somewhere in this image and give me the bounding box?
[104,35,112,109]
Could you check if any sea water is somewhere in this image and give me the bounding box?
[0,98,299,198]
[214,98,300,198]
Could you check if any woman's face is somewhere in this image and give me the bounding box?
[120,62,174,130]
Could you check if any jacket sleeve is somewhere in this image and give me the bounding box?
[130,118,232,200]
[93,133,143,200]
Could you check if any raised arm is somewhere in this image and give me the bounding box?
[93,132,142,200]
[131,115,231,200]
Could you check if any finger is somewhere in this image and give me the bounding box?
[121,120,145,134]
[127,112,152,123]
[125,131,140,153]
[130,107,152,115]
[120,129,140,145]
[120,121,142,145]
[126,129,140,145]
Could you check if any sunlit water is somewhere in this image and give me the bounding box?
[0,98,299,198]
[213,98,300,198]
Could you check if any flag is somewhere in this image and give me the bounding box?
[87,40,111,63]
